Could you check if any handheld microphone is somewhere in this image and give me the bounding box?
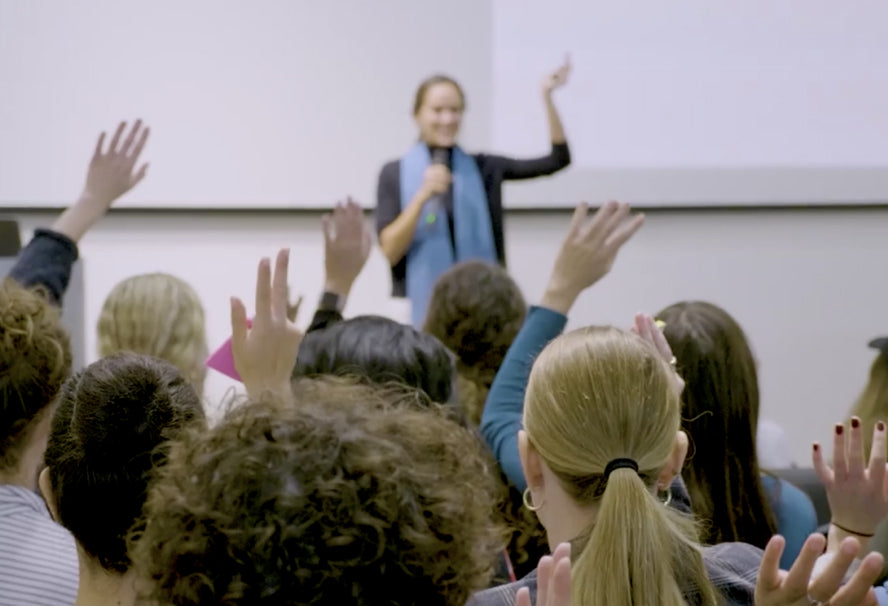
[426,147,450,226]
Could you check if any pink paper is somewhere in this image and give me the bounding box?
[205,319,251,382]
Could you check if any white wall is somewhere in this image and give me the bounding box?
[9,206,888,465]
[0,0,493,208]
[5,0,888,209]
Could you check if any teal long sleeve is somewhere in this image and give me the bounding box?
[480,306,567,492]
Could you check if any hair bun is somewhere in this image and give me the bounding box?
[68,352,198,463]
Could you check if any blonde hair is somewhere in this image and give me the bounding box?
[850,351,888,457]
[524,327,718,606]
[97,274,207,394]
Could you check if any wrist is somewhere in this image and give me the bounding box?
[829,521,875,553]
[323,277,353,299]
[540,283,579,316]
[75,191,113,211]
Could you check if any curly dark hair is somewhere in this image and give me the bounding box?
[132,382,505,606]
[44,352,206,572]
[423,261,526,426]
[0,279,71,470]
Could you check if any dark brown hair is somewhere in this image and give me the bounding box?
[413,74,466,115]
[657,301,778,548]
[132,382,504,606]
[44,352,206,572]
[0,279,71,470]
[294,315,458,409]
[423,261,526,426]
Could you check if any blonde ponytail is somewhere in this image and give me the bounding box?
[524,327,718,606]
[575,468,716,606]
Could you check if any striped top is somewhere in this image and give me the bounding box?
[0,484,79,606]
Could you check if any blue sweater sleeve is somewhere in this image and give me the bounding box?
[480,306,567,492]
[6,229,79,306]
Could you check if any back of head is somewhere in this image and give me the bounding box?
[525,326,717,606]
[424,261,526,425]
[657,301,776,547]
[44,352,205,572]
[0,279,71,471]
[133,384,503,606]
[97,273,207,392]
[294,315,456,405]
[850,343,888,457]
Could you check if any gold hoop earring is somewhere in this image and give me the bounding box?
[523,487,545,512]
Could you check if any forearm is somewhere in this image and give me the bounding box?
[51,194,108,242]
[378,191,429,265]
[544,92,566,144]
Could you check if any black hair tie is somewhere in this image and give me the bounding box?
[604,458,639,479]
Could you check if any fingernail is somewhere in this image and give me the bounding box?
[836,424,844,435]
[852,417,860,428]
[878,421,885,432]
[813,443,820,452]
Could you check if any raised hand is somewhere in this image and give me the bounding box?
[542,55,571,96]
[515,543,571,606]
[813,418,888,547]
[52,119,150,242]
[82,120,150,204]
[323,197,373,299]
[541,201,644,315]
[231,249,304,399]
[755,534,882,606]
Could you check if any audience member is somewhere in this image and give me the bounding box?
[39,352,205,606]
[1,120,149,606]
[657,301,817,568]
[849,337,888,458]
[132,248,503,605]
[0,281,78,606]
[424,260,526,426]
[98,273,208,394]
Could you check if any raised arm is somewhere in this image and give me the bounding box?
[481,201,644,489]
[542,55,571,145]
[485,57,573,181]
[307,198,372,333]
[7,120,149,304]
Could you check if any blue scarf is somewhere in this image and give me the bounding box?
[400,143,496,327]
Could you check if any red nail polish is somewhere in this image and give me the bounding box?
[879,421,885,432]
[836,425,844,435]
[852,418,860,429]
[813,443,820,451]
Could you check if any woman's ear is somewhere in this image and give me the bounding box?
[37,467,60,522]
[518,430,544,491]
[657,430,689,490]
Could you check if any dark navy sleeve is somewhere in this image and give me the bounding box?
[478,143,571,181]
[6,229,79,306]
